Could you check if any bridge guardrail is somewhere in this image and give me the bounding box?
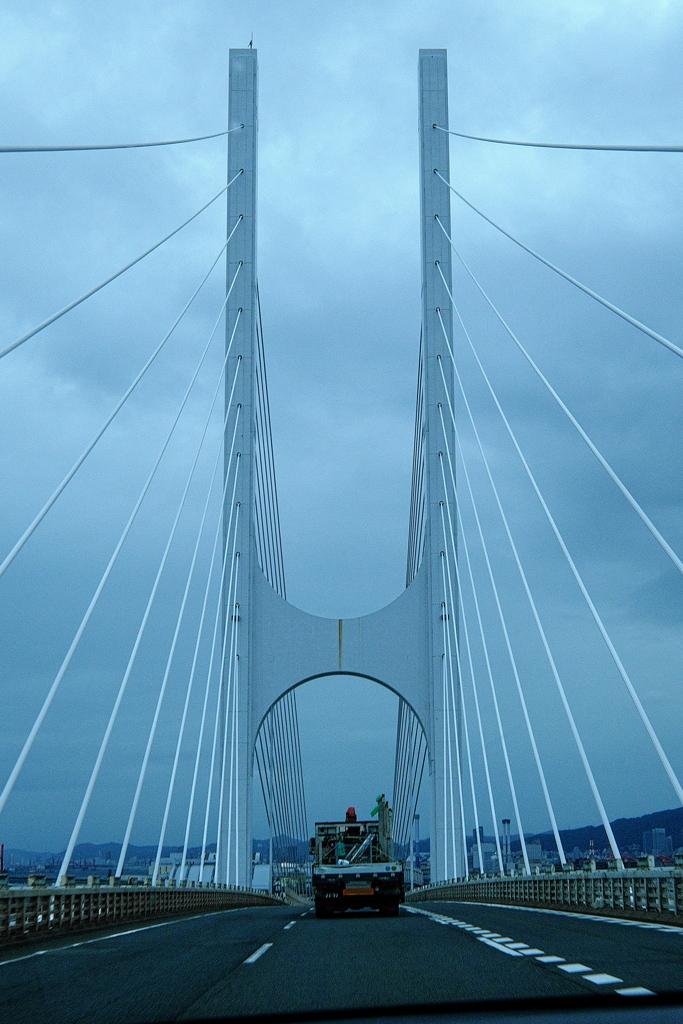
[406,869,683,921]
[0,884,282,946]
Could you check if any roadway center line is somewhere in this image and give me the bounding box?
[243,942,273,964]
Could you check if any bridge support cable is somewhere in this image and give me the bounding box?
[0,125,242,153]
[249,286,308,887]
[283,690,309,853]
[253,288,287,598]
[393,703,418,848]
[439,249,683,813]
[0,227,243,581]
[271,702,299,854]
[178,445,242,884]
[392,703,410,846]
[435,445,508,875]
[436,365,566,866]
[275,694,308,871]
[254,691,309,892]
[441,654,450,880]
[435,223,683,582]
[443,314,629,860]
[406,333,427,585]
[57,356,244,889]
[126,358,243,883]
[439,503,485,877]
[254,291,287,597]
[440,451,532,875]
[227,637,241,885]
[179,454,241,884]
[255,721,290,885]
[434,174,683,362]
[392,701,427,861]
[197,503,240,880]
[257,715,291,870]
[0,181,242,363]
[393,703,412,845]
[198,504,241,886]
[115,313,242,878]
[399,708,427,851]
[219,557,242,884]
[438,350,568,865]
[440,552,468,879]
[0,280,239,822]
[432,123,683,152]
[456,548,505,876]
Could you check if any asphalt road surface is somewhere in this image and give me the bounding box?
[1,900,682,1023]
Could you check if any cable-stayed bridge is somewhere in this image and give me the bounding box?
[2,53,683,1010]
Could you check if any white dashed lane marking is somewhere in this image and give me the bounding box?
[478,937,523,956]
[283,921,297,930]
[403,905,657,997]
[243,943,272,964]
[583,973,623,985]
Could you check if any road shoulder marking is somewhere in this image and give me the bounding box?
[404,902,657,997]
[451,899,683,935]
[0,907,249,967]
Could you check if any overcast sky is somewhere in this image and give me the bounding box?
[1,0,683,855]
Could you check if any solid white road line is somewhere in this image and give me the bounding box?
[453,900,683,935]
[243,943,273,964]
[0,908,246,967]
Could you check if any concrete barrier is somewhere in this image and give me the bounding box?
[406,868,683,923]
[0,884,282,946]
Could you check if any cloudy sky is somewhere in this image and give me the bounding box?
[1,0,683,855]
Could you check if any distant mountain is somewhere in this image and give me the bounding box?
[522,807,683,855]
[10,808,681,868]
[3,838,301,867]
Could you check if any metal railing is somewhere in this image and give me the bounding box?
[0,882,282,946]
[407,867,683,921]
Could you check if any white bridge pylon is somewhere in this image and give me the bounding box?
[225,48,458,886]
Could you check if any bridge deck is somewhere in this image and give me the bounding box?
[0,901,678,1022]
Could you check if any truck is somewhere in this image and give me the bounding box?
[310,796,405,917]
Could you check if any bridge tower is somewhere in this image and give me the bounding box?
[221,47,460,886]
